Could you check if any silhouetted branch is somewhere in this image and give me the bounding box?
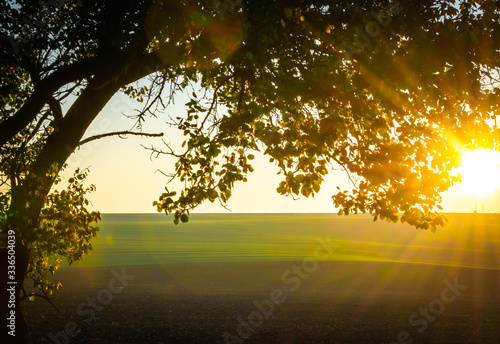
[78,131,163,146]
[20,286,60,311]
[142,139,185,159]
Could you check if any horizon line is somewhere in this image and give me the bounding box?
[98,211,498,215]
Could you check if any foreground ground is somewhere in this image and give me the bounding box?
[25,261,500,344]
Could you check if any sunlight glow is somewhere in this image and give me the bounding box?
[455,149,500,197]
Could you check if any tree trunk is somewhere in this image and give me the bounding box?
[1,65,133,344]
[1,240,31,344]
[0,52,166,344]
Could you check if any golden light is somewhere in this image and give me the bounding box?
[454,148,500,197]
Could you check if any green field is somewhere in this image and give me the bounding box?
[28,213,500,344]
[73,213,500,270]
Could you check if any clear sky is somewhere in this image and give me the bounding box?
[60,91,500,214]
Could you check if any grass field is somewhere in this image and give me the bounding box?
[74,213,500,270]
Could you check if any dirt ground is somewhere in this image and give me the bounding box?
[24,261,500,344]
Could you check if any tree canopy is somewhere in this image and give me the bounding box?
[1,0,500,323]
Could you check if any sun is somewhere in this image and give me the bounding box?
[454,149,500,197]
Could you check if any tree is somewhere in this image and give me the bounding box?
[1,0,499,342]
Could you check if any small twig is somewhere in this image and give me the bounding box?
[218,197,231,211]
[154,169,178,185]
[142,138,189,159]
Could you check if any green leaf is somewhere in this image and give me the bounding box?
[207,189,219,199]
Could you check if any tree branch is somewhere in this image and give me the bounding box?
[78,131,164,146]
[47,97,63,122]
[0,55,115,148]
[20,292,60,311]
[20,283,60,311]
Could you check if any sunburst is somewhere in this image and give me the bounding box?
[454,149,500,197]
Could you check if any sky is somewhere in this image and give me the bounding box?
[60,90,500,215]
